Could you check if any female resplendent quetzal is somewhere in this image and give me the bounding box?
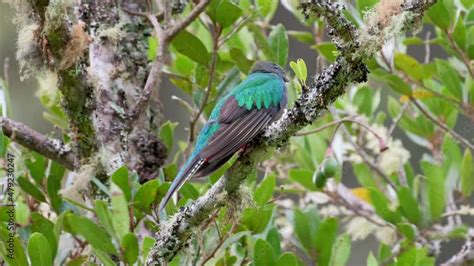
[159,61,288,211]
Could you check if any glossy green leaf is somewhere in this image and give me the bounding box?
[65,213,117,255]
[0,228,28,266]
[31,213,57,259]
[111,166,131,201]
[159,121,179,152]
[25,152,46,183]
[269,24,289,66]
[254,174,276,205]
[111,183,130,241]
[248,24,275,61]
[397,223,416,242]
[461,149,474,198]
[94,200,117,241]
[141,236,156,262]
[229,48,254,74]
[256,0,279,21]
[241,205,273,233]
[367,252,378,266]
[17,176,46,202]
[266,227,281,256]
[208,0,242,28]
[28,232,53,266]
[329,234,351,266]
[313,42,337,63]
[171,30,210,65]
[293,208,319,251]
[180,183,200,199]
[436,59,463,99]
[394,53,428,81]
[369,188,401,224]
[427,1,451,29]
[122,233,139,265]
[397,187,421,225]
[421,161,446,221]
[134,179,160,213]
[28,233,52,266]
[276,252,301,266]
[288,31,314,44]
[254,239,276,266]
[314,218,339,266]
[289,169,317,191]
[385,73,413,95]
[46,161,65,212]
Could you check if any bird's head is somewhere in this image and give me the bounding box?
[250,61,289,82]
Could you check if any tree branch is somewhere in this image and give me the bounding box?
[129,0,211,129]
[146,0,437,263]
[441,229,474,266]
[1,117,76,170]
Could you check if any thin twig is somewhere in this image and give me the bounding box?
[129,0,211,130]
[188,24,221,143]
[387,102,409,139]
[0,117,77,170]
[412,98,474,150]
[445,29,473,78]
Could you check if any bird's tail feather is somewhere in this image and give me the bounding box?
[158,157,205,212]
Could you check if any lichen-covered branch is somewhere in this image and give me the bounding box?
[146,0,437,264]
[0,117,76,169]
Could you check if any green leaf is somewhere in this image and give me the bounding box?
[427,0,452,29]
[0,228,28,266]
[31,213,57,259]
[122,233,139,265]
[461,149,474,198]
[254,174,276,205]
[248,24,274,61]
[111,182,130,241]
[27,233,52,266]
[141,236,156,262]
[436,59,463,99]
[397,187,421,225]
[171,30,209,65]
[421,161,446,221]
[394,53,428,81]
[369,188,401,224]
[134,179,160,213]
[17,176,46,202]
[65,213,117,255]
[159,121,179,152]
[25,152,46,183]
[314,218,339,266]
[396,247,435,266]
[269,24,289,66]
[367,252,378,266]
[289,169,317,191]
[353,86,374,116]
[276,252,301,266]
[288,31,314,44]
[47,161,65,212]
[229,48,254,74]
[0,126,10,157]
[397,223,416,242]
[266,228,281,256]
[111,166,131,201]
[313,42,337,63]
[256,0,279,21]
[180,183,200,199]
[93,248,116,266]
[208,0,242,28]
[329,234,351,266]
[241,205,273,233]
[147,37,158,61]
[94,200,117,241]
[384,74,412,95]
[293,208,319,251]
[356,0,377,14]
[289,59,307,85]
[254,239,276,266]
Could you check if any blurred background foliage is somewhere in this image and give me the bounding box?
[1,0,474,265]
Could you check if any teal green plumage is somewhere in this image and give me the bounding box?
[159,62,288,211]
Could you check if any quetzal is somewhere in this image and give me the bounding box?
[159,61,288,211]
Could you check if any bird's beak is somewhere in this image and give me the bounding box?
[283,74,289,82]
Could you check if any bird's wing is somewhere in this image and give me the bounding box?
[200,97,280,162]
